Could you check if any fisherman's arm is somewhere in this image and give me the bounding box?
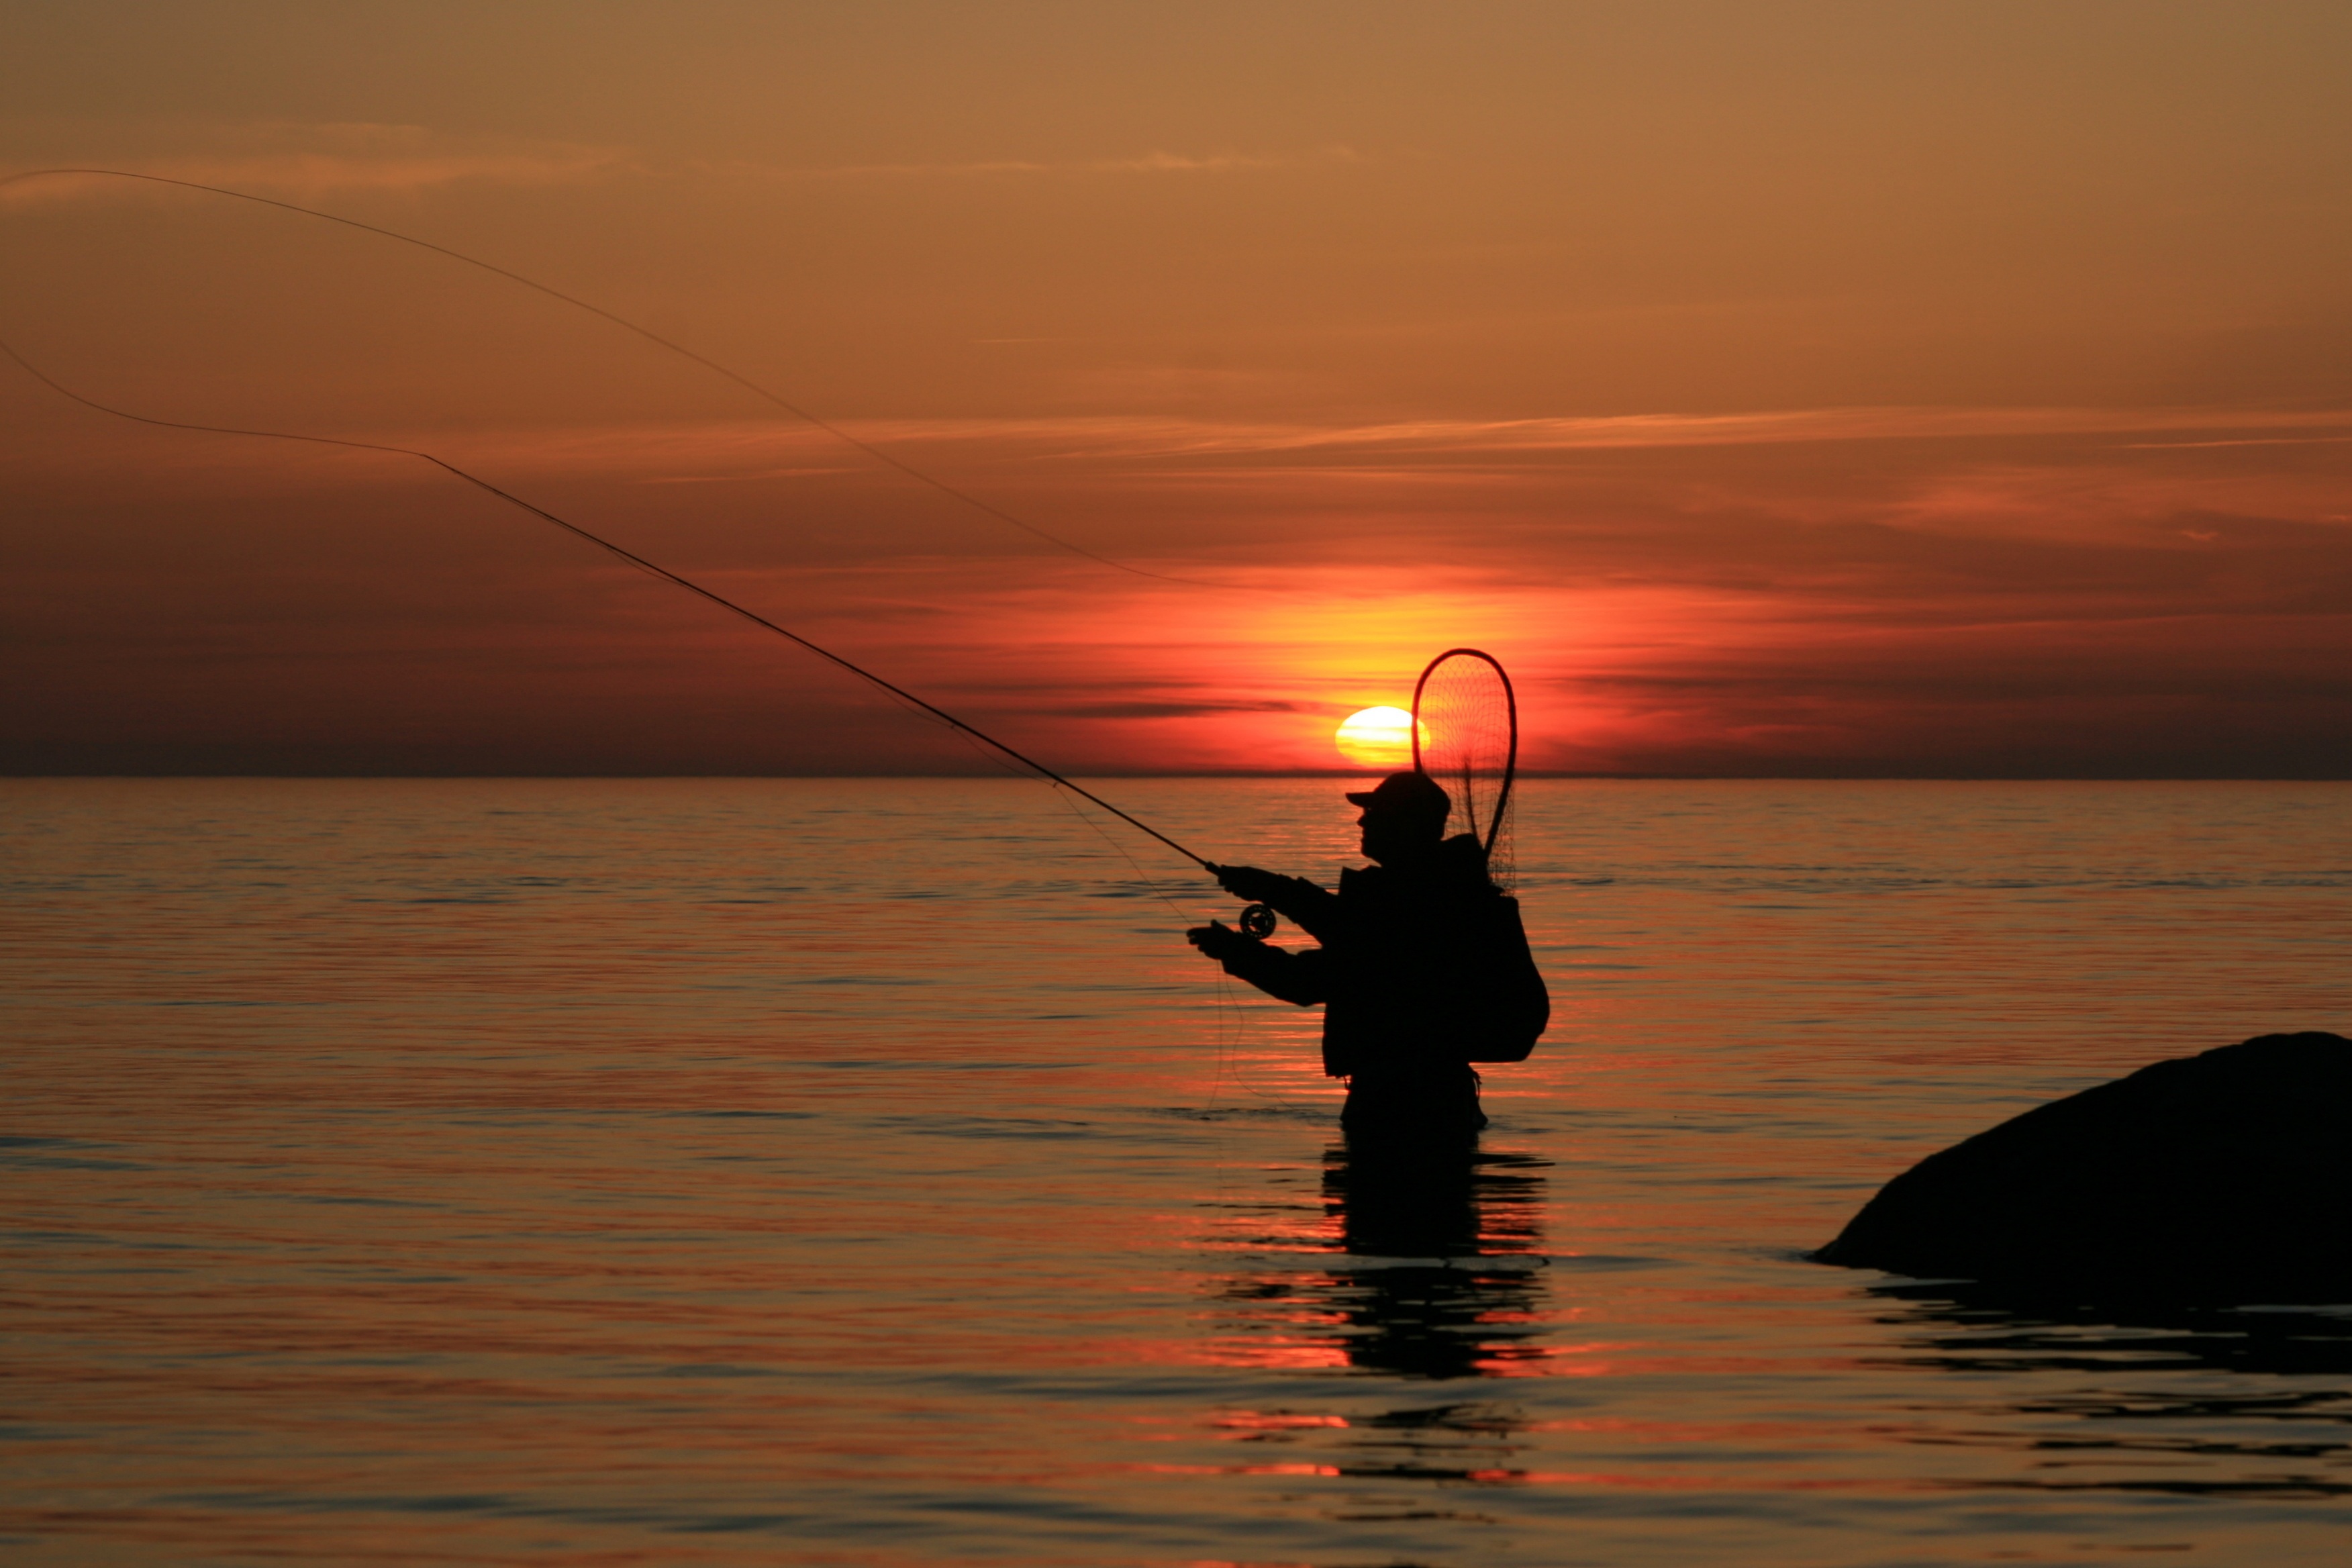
[1206,864,1342,935]
[1185,921,1330,1006]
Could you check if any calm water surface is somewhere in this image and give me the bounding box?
[6,778,2351,1566]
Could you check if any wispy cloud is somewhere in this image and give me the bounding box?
[1048,699,1312,719]
[731,145,1361,182]
[3,135,1363,205]
[1112,405,2352,459]
[430,405,2352,483]
[3,123,631,203]
[2116,434,2352,450]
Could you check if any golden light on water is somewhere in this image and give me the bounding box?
[1333,706,1420,769]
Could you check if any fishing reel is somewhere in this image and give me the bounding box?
[1237,903,1277,940]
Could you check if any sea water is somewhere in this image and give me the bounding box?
[5,777,2350,1566]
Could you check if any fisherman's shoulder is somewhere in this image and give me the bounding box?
[1436,834,1504,893]
[1338,842,1496,891]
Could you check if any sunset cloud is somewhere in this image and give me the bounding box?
[1,123,630,203]
[727,146,1364,182]
[312,405,2352,486]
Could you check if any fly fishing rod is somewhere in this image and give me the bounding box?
[0,336,1216,874]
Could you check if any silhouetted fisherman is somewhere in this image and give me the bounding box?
[1187,771,1549,1138]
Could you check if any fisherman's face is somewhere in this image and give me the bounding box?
[1357,805,1441,865]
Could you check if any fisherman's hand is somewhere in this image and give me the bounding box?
[1186,920,1254,961]
[1208,864,1288,903]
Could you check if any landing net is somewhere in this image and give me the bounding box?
[1412,648,1520,889]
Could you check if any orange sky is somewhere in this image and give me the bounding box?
[6,2,2351,776]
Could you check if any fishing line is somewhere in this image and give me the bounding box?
[0,166,1246,591]
[929,711,1271,1118]
[936,703,1297,1112]
[0,335,1218,873]
[1030,780,1291,1114]
[927,693,1266,1112]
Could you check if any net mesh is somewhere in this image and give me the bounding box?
[1412,649,1518,890]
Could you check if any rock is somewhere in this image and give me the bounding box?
[1814,1032,2352,1303]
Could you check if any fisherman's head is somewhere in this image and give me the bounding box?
[1346,771,1451,865]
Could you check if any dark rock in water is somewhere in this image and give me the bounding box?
[1815,1032,2352,1303]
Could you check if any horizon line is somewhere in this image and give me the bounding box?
[7,772,2351,784]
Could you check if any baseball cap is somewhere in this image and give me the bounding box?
[1345,771,1451,821]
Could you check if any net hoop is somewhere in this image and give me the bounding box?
[1410,647,1520,859]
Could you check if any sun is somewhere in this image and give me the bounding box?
[1334,706,1422,769]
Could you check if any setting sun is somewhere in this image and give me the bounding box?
[1334,706,1422,770]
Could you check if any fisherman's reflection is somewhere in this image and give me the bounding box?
[1218,1136,1550,1379]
